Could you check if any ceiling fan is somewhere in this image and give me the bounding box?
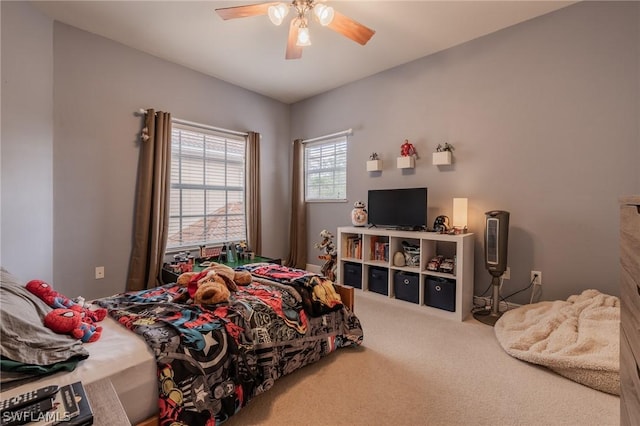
[215,1,375,60]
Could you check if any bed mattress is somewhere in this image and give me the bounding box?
[0,316,158,424]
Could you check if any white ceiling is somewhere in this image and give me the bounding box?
[32,1,575,104]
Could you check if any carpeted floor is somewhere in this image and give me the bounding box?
[226,290,620,426]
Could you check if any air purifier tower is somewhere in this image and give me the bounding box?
[474,210,510,326]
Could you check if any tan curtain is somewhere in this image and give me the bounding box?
[285,139,307,268]
[127,109,171,291]
[246,131,262,254]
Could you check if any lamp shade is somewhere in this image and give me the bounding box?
[314,4,335,26]
[453,198,468,229]
[268,3,289,25]
[296,26,311,46]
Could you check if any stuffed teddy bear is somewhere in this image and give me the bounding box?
[177,262,253,292]
[177,268,231,305]
[194,278,230,305]
[44,308,102,343]
[26,280,107,324]
[177,262,254,305]
[234,269,253,286]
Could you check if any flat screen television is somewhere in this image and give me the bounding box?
[367,187,428,229]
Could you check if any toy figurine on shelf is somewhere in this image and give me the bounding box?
[369,152,379,160]
[436,142,454,152]
[400,139,418,158]
[315,229,337,281]
[351,201,368,227]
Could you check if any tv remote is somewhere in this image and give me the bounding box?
[0,385,59,413]
[0,397,54,426]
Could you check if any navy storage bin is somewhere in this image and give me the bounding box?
[394,272,419,303]
[343,262,362,289]
[368,266,389,295]
[425,276,456,312]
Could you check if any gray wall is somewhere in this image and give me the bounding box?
[1,1,54,283]
[2,1,637,306]
[50,23,291,300]
[1,0,291,300]
[292,1,639,304]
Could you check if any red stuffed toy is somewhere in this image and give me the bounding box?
[26,279,106,324]
[44,308,102,343]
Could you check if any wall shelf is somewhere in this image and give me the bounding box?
[432,151,452,165]
[366,159,383,172]
[396,156,415,169]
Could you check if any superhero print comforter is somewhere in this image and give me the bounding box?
[95,265,363,426]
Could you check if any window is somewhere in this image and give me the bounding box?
[304,135,347,202]
[167,122,247,250]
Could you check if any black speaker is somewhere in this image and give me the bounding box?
[484,210,509,277]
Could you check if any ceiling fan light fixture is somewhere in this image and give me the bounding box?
[215,0,375,59]
[314,4,334,26]
[268,3,289,26]
[296,26,311,46]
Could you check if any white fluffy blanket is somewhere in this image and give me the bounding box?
[494,289,620,395]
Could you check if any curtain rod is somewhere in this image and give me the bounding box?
[138,109,248,137]
[173,118,248,137]
[302,128,353,144]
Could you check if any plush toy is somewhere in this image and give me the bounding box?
[234,270,252,286]
[204,263,238,291]
[194,279,231,305]
[177,271,198,287]
[44,308,102,343]
[26,280,107,324]
[176,262,255,305]
[176,268,228,304]
[177,262,253,293]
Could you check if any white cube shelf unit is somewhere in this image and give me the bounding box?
[336,226,474,321]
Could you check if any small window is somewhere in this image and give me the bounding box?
[304,135,347,202]
[167,122,247,250]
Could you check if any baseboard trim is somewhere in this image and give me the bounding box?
[305,263,322,274]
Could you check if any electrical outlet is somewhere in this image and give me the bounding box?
[502,267,511,280]
[95,266,105,280]
[531,270,542,286]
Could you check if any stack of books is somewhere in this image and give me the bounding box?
[345,236,362,259]
[370,236,389,262]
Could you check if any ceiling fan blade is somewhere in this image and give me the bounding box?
[215,2,280,20]
[327,10,375,46]
[286,19,303,60]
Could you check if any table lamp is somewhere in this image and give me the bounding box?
[453,198,468,234]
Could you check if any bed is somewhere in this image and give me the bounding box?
[94,262,363,425]
[1,263,363,425]
[0,268,158,424]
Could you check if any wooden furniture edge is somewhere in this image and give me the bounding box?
[334,283,355,312]
[136,415,159,426]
